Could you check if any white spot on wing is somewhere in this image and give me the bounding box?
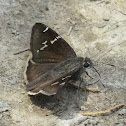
[43,27,49,32]
[40,44,48,50]
[37,50,39,53]
[51,82,59,86]
[40,41,48,50]
[56,36,61,39]
[39,90,56,96]
[50,36,61,44]
[62,75,71,80]
[60,82,65,86]
[28,91,38,95]
[28,90,56,96]
[42,41,47,45]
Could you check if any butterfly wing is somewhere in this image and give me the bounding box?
[30,23,77,63]
[25,57,83,96]
[25,23,77,95]
[25,59,62,95]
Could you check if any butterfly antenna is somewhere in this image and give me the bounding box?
[87,66,106,87]
[86,66,101,85]
[13,48,30,55]
[92,66,101,80]
[94,61,116,72]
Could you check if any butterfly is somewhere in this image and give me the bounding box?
[24,23,91,96]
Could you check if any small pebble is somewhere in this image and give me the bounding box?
[103,17,110,21]
[117,123,124,126]
[118,109,126,116]
[0,114,2,119]
[8,78,17,85]
[89,119,98,125]
[11,30,19,35]
[81,106,88,111]
[83,119,90,125]
[83,119,97,125]
[0,100,11,112]
[96,21,107,28]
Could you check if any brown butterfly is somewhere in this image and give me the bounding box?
[24,23,91,96]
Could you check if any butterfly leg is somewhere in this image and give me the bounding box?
[68,69,100,93]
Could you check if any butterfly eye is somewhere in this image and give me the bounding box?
[84,57,93,68]
[84,62,90,68]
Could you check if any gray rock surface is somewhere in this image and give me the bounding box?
[0,0,126,126]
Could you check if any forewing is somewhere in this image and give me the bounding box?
[30,23,77,63]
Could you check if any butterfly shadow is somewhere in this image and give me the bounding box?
[29,80,89,120]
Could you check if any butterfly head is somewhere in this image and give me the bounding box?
[83,57,93,68]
